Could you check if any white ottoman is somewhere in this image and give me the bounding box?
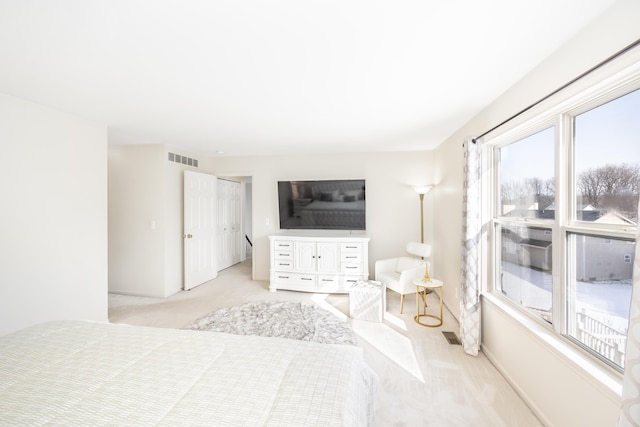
[349,280,386,322]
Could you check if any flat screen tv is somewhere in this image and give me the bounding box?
[277,179,366,230]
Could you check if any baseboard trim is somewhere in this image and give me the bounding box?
[108,289,165,298]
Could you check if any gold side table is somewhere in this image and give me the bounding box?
[413,278,444,327]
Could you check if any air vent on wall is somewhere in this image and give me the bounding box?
[168,152,198,167]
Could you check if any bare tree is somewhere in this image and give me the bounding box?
[501,164,638,221]
[526,177,545,197]
[578,169,602,207]
[545,178,555,199]
[578,163,639,204]
[501,177,555,212]
[577,163,640,219]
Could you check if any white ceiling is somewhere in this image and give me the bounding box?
[0,0,616,156]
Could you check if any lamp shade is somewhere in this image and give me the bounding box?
[412,185,432,195]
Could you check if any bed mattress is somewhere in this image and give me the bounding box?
[0,320,377,426]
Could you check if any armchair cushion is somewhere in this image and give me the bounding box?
[395,257,423,273]
[375,256,428,296]
[376,271,402,292]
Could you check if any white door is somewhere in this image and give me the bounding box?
[217,179,242,271]
[184,171,218,290]
[217,179,230,270]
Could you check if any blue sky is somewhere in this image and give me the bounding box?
[501,88,640,182]
[500,127,554,182]
[575,88,640,172]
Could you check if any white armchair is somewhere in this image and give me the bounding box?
[374,242,431,314]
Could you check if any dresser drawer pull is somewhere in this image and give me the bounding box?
[301,277,313,281]
[278,275,290,279]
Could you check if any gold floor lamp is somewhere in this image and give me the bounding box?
[412,185,432,282]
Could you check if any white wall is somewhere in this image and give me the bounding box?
[108,144,166,296]
[0,93,108,336]
[433,1,640,425]
[204,151,435,282]
[109,144,201,297]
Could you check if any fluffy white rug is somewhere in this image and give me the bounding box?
[185,301,358,346]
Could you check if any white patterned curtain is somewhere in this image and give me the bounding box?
[460,137,481,356]
[618,200,640,426]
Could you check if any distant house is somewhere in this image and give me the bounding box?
[595,211,637,226]
[501,205,635,280]
[575,235,635,281]
[501,227,552,271]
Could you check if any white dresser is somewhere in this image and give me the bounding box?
[268,233,370,293]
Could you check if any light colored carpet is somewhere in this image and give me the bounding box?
[185,300,358,345]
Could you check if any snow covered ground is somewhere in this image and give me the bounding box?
[500,261,631,332]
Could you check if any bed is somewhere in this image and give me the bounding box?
[0,320,378,426]
[300,182,366,229]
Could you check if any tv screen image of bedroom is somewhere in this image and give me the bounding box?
[278,179,366,230]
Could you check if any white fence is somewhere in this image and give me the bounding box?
[576,309,626,367]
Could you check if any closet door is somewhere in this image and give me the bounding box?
[217,179,242,271]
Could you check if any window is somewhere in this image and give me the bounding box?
[488,82,639,370]
[495,126,556,324]
[574,89,640,225]
[499,127,555,218]
[498,224,553,323]
[566,233,634,367]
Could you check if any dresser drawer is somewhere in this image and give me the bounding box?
[273,241,294,250]
[273,259,294,270]
[343,275,365,289]
[340,242,362,252]
[341,253,362,264]
[316,274,340,293]
[341,263,363,274]
[273,272,316,288]
[275,250,293,259]
[318,274,340,287]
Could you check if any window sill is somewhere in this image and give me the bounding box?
[482,291,623,401]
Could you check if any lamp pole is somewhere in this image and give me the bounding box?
[412,184,432,280]
[419,193,424,244]
[412,185,431,245]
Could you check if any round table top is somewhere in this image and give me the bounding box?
[413,278,443,289]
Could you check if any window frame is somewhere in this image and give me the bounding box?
[487,117,560,329]
[483,62,640,372]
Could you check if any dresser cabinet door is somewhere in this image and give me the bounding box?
[295,241,316,271]
[317,242,340,273]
